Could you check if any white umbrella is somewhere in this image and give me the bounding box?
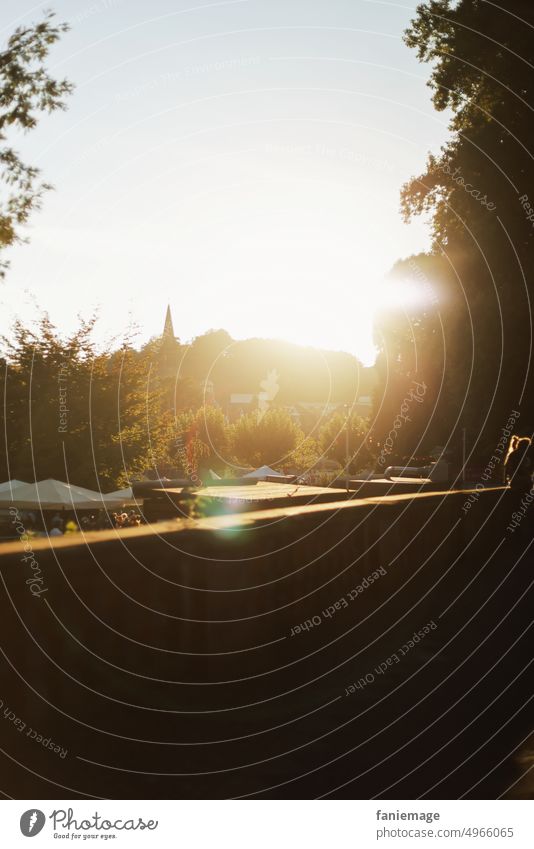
[243,465,284,479]
[0,479,103,510]
[0,479,27,494]
[98,487,137,507]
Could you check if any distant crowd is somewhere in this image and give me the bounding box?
[18,509,144,538]
[3,433,533,542]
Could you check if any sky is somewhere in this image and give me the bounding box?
[0,0,449,365]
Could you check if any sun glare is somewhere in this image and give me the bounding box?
[373,277,438,313]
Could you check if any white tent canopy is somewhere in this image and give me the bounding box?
[98,487,137,507]
[243,465,284,480]
[0,479,141,510]
[0,480,27,494]
[0,479,105,510]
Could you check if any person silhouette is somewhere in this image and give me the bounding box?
[504,435,533,491]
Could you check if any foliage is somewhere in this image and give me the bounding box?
[375,1,534,460]
[177,331,373,408]
[0,315,373,487]
[173,405,229,475]
[319,412,373,471]
[230,408,304,470]
[0,12,73,274]
[0,315,173,489]
[287,436,321,473]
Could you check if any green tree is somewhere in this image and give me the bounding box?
[0,316,173,489]
[287,436,321,473]
[231,408,303,470]
[319,412,373,472]
[180,330,233,384]
[0,12,73,274]
[173,406,229,476]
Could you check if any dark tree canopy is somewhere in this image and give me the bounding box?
[374,1,534,465]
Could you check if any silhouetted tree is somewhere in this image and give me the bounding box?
[388,1,534,459]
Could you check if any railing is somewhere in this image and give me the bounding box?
[1,485,530,798]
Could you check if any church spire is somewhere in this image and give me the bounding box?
[163,304,175,339]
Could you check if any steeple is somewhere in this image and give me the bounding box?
[158,305,180,383]
[163,304,175,340]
